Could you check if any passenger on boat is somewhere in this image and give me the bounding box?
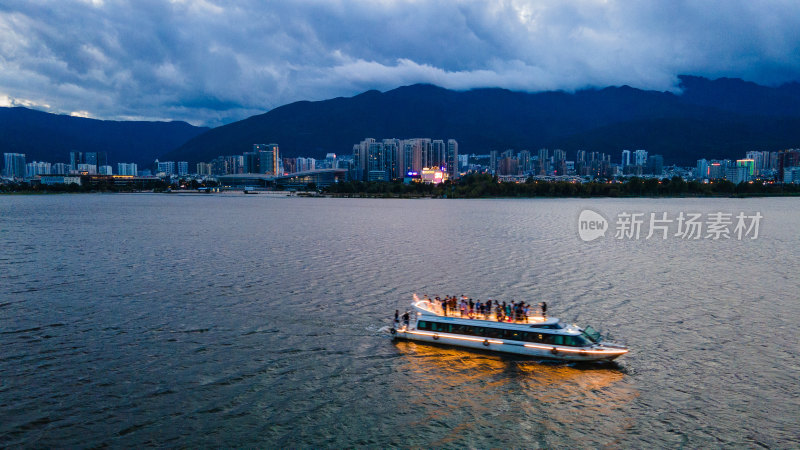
[402,311,410,327]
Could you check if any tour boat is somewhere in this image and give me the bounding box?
[390,295,628,362]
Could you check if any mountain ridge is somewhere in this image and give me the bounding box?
[4,76,800,169]
[165,75,800,166]
[0,107,208,167]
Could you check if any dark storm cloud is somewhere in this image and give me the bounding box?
[1,0,799,126]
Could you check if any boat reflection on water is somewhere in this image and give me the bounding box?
[390,340,637,448]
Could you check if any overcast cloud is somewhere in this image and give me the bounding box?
[1,0,799,126]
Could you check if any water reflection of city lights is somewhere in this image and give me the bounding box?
[391,341,637,446]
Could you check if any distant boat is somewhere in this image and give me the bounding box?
[390,295,628,362]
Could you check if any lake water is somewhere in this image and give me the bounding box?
[1,194,798,447]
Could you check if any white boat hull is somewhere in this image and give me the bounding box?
[393,328,627,362]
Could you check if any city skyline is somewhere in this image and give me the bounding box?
[7,141,800,186]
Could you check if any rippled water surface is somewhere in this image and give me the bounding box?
[1,194,798,447]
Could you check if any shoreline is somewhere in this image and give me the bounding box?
[3,190,800,199]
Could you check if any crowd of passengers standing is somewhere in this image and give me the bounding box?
[423,295,546,323]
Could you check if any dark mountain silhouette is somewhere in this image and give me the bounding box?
[0,107,208,166]
[165,76,800,166]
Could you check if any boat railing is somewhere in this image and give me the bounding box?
[414,296,547,324]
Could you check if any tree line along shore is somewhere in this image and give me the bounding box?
[3,173,800,197]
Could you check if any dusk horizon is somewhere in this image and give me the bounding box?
[2,1,800,127]
[2,2,799,448]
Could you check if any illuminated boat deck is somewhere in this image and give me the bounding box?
[411,297,549,324]
[394,295,629,361]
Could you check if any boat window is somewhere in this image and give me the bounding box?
[418,321,428,330]
[430,322,447,332]
[546,334,564,345]
[506,330,524,341]
[582,326,601,343]
[472,327,486,337]
[485,328,503,339]
[525,333,547,343]
[564,335,590,347]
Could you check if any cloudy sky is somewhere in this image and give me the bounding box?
[1,0,799,126]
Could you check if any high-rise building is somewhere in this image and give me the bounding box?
[25,161,51,177]
[177,161,189,176]
[489,150,498,174]
[518,150,531,173]
[253,144,280,175]
[367,141,386,180]
[446,139,459,179]
[776,149,800,181]
[621,149,631,167]
[3,153,27,178]
[458,154,468,172]
[634,149,648,166]
[745,151,764,175]
[537,148,550,175]
[736,159,755,178]
[325,153,337,170]
[98,165,113,175]
[52,163,71,175]
[81,152,107,171]
[553,149,567,175]
[297,157,317,172]
[383,139,401,179]
[419,138,432,169]
[243,151,258,173]
[70,151,83,168]
[498,156,519,175]
[708,160,730,179]
[401,140,415,175]
[282,157,297,174]
[431,140,446,169]
[157,160,176,175]
[726,166,749,184]
[769,151,780,170]
[196,162,212,176]
[77,163,97,174]
[696,159,709,179]
[118,163,138,176]
[647,155,664,175]
[352,138,373,181]
[410,140,423,173]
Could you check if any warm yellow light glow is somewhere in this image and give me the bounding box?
[406,332,627,355]
[404,330,504,345]
[523,343,551,350]
[522,343,627,354]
